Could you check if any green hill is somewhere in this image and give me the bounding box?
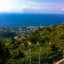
[0,24,64,64]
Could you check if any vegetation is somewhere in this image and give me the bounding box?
[0,24,64,64]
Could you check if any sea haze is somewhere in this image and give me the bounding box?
[0,13,64,27]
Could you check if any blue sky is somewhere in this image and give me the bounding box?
[0,0,64,13]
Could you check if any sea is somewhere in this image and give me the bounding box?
[0,13,64,27]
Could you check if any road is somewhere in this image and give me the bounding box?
[55,59,64,64]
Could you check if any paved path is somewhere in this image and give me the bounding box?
[55,59,64,64]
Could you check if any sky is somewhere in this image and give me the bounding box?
[0,0,64,13]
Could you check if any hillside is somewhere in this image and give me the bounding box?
[0,24,64,64]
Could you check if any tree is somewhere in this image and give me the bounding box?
[0,40,10,64]
[14,50,25,59]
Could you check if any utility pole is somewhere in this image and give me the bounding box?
[29,48,31,64]
[37,42,41,64]
[28,41,32,64]
[39,47,42,64]
[63,50,64,58]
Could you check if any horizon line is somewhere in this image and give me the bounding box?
[0,12,64,14]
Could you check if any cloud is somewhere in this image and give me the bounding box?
[0,0,26,12]
[22,2,64,13]
[61,8,64,12]
[0,0,64,13]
